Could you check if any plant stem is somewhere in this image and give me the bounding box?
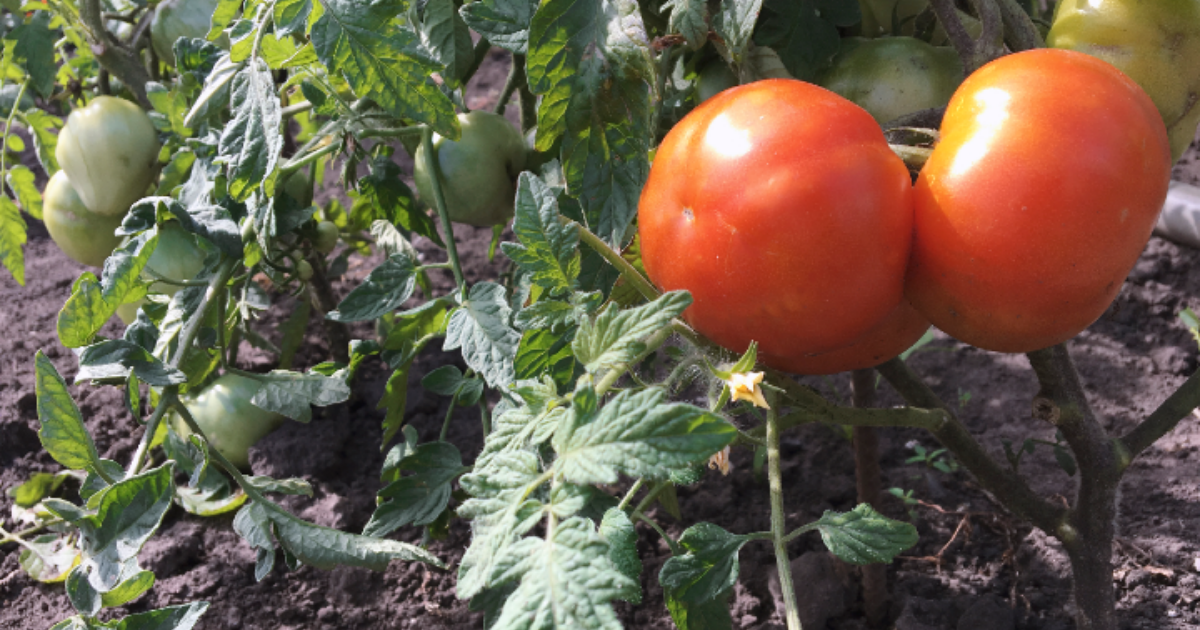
[851,369,887,628]
[439,398,457,442]
[78,0,153,107]
[306,255,351,364]
[767,397,802,630]
[281,100,313,117]
[0,80,29,181]
[572,220,660,301]
[1119,366,1200,465]
[995,0,1045,51]
[279,139,338,176]
[421,126,467,296]
[633,480,669,515]
[494,54,524,115]
[479,401,491,436]
[0,520,63,547]
[617,479,645,511]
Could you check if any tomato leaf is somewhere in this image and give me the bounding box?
[327,253,417,322]
[552,387,736,485]
[599,507,642,603]
[487,517,635,629]
[34,352,102,472]
[7,165,41,219]
[501,172,580,296]
[219,59,283,201]
[363,441,467,537]
[659,522,748,604]
[274,0,313,37]
[10,12,55,97]
[420,0,475,85]
[458,0,536,54]
[457,450,546,599]
[754,0,857,79]
[101,602,210,630]
[444,282,521,388]
[475,388,567,469]
[310,0,459,138]
[514,329,576,386]
[378,362,413,448]
[663,0,710,50]
[78,339,187,386]
[665,588,734,630]
[250,369,352,422]
[0,195,26,285]
[810,503,918,565]
[713,0,764,65]
[572,290,691,373]
[20,109,61,173]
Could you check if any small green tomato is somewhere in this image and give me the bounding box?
[170,373,287,470]
[414,111,526,227]
[314,221,338,254]
[43,171,125,267]
[56,96,160,217]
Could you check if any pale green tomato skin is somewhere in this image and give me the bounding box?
[314,221,338,254]
[171,373,286,470]
[278,169,313,208]
[414,111,526,227]
[151,0,223,66]
[56,96,160,217]
[817,37,963,125]
[696,63,737,103]
[43,171,125,267]
[297,259,313,281]
[1048,0,1200,161]
[147,222,206,295]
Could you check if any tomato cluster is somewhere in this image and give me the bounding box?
[639,48,1172,373]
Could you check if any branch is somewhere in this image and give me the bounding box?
[1025,345,1119,480]
[1119,366,1200,465]
[875,358,1069,534]
[995,0,1044,51]
[79,0,152,108]
[928,0,1005,73]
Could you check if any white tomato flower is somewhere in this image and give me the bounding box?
[727,371,769,409]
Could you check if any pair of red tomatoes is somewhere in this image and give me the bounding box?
[638,49,1171,374]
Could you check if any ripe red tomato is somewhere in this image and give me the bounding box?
[762,300,930,375]
[906,49,1171,353]
[638,79,915,366]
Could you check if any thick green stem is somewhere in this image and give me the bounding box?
[280,140,338,176]
[1119,366,1200,466]
[78,0,153,108]
[573,220,659,301]
[767,399,802,630]
[421,126,467,295]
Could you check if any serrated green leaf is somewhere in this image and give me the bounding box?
[476,397,567,470]
[489,517,634,629]
[21,109,61,172]
[599,507,642,604]
[360,157,441,243]
[753,0,853,79]
[664,0,709,49]
[7,165,41,218]
[444,282,521,388]
[310,0,459,137]
[327,253,417,322]
[572,290,690,373]
[250,369,352,422]
[421,0,475,84]
[514,328,575,385]
[11,12,55,97]
[105,602,210,630]
[458,450,547,598]
[555,387,735,484]
[659,522,748,604]
[35,352,101,471]
[500,172,580,295]
[363,441,467,537]
[713,0,763,65]
[666,588,734,630]
[459,0,536,54]
[0,195,25,285]
[275,0,312,36]
[526,0,653,246]
[208,0,242,39]
[18,534,79,583]
[219,59,282,201]
[813,503,918,565]
[60,234,158,349]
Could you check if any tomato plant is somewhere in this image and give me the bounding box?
[414,111,526,227]
[906,48,1172,353]
[55,95,160,217]
[170,373,287,470]
[150,0,224,66]
[817,36,962,124]
[639,79,915,368]
[2,2,1197,630]
[1047,0,1200,161]
[41,171,124,267]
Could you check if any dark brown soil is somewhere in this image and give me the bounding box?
[2,54,1200,630]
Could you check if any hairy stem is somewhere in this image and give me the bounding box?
[421,126,467,295]
[767,398,803,630]
[995,0,1045,51]
[573,220,660,301]
[306,255,351,364]
[852,370,887,627]
[1119,367,1200,465]
[78,0,153,108]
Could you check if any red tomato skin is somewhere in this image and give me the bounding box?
[763,299,930,375]
[906,49,1171,353]
[639,79,915,360]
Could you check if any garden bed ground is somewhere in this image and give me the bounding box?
[2,53,1200,630]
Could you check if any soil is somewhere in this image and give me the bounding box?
[3,52,1200,630]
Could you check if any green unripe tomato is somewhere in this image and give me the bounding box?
[147,222,206,295]
[151,0,222,65]
[43,171,125,267]
[1048,0,1200,161]
[170,373,286,470]
[56,96,160,217]
[314,220,338,254]
[696,62,738,103]
[296,259,314,281]
[414,111,526,227]
[817,37,963,125]
[277,169,313,208]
